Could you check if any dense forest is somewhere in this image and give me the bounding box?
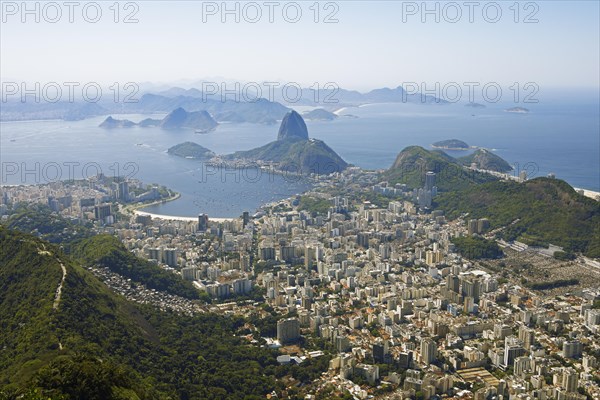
[451,236,504,260]
[436,178,600,258]
[0,227,327,399]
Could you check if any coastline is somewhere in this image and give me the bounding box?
[133,210,235,223]
[573,187,600,201]
[121,192,181,215]
[125,191,236,222]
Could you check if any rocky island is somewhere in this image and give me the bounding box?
[99,116,136,128]
[167,142,215,160]
[505,106,530,114]
[431,139,471,150]
[302,108,338,121]
[465,102,486,108]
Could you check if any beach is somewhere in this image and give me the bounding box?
[133,210,235,223]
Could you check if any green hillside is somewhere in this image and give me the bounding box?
[457,149,513,173]
[0,226,306,399]
[70,234,200,299]
[435,178,600,257]
[6,205,199,300]
[228,137,348,175]
[6,203,93,244]
[384,146,496,191]
[0,226,158,398]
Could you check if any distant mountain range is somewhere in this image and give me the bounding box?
[0,83,448,122]
[99,108,218,132]
[156,84,448,107]
[0,101,109,121]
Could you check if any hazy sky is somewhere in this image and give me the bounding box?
[1,1,599,91]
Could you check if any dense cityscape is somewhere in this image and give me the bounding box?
[2,161,599,399]
[2,1,599,398]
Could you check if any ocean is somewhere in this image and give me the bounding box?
[1,99,598,217]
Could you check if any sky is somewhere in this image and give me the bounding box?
[1,1,599,92]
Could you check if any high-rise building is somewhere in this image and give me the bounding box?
[461,276,481,302]
[242,211,250,227]
[562,368,578,392]
[94,204,112,220]
[163,248,178,267]
[232,278,252,295]
[148,247,161,262]
[280,246,296,263]
[503,336,525,368]
[514,356,532,377]
[477,218,490,233]
[420,338,437,366]
[425,171,436,191]
[357,232,370,249]
[373,340,391,364]
[182,266,199,281]
[518,325,535,349]
[446,274,460,293]
[519,170,528,182]
[260,246,276,260]
[379,243,391,260]
[468,219,479,235]
[562,340,583,359]
[198,213,209,232]
[277,318,300,344]
[118,181,129,202]
[305,246,317,269]
[426,250,443,266]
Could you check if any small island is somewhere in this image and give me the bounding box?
[465,102,486,109]
[99,116,136,129]
[431,139,470,150]
[302,108,338,121]
[505,107,530,114]
[167,142,215,160]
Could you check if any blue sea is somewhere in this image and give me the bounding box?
[1,97,598,217]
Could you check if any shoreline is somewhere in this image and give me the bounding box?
[573,187,600,200]
[126,191,237,222]
[121,192,181,215]
[133,210,235,223]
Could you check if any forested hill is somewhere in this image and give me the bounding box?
[435,178,600,258]
[0,226,327,399]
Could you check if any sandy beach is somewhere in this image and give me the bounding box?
[133,210,235,223]
[574,188,600,201]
